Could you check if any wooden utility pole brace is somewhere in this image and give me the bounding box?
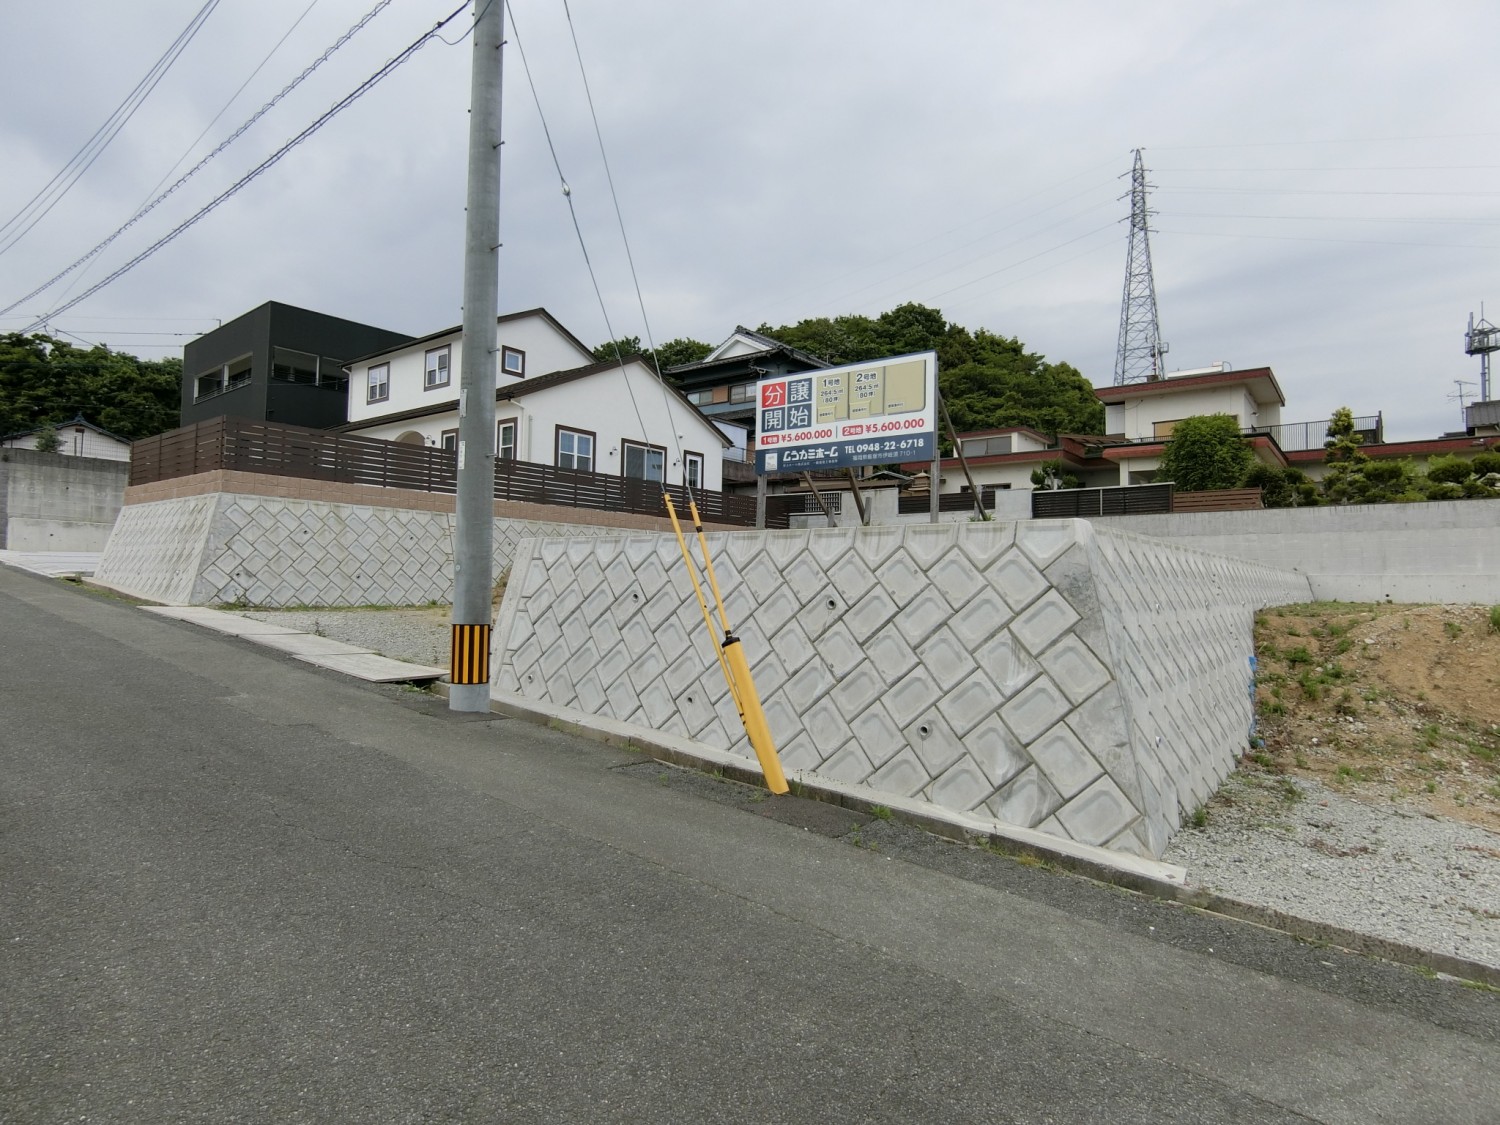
[845,467,868,526]
[801,471,837,527]
[939,391,989,521]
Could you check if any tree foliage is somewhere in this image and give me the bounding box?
[0,332,181,440]
[590,335,713,371]
[1030,459,1080,490]
[754,303,1103,437]
[1157,413,1254,491]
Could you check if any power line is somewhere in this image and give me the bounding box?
[19,3,471,336]
[0,0,223,258]
[1159,187,1500,197]
[1155,164,1500,173]
[1155,227,1495,251]
[5,0,396,319]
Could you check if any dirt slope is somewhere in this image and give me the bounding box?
[1249,602,1500,833]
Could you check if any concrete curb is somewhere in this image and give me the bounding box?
[459,683,1500,989]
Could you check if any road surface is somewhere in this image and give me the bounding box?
[2,565,1497,1123]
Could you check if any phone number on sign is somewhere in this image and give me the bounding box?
[848,438,928,454]
[842,418,929,436]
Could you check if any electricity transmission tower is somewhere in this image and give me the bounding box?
[1113,148,1167,384]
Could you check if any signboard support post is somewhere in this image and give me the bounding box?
[845,467,868,526]
[939,390,990,522]
[755,473,766,530]
[800,471,838,527]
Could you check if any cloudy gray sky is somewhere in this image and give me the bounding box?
[2,0,1495,440]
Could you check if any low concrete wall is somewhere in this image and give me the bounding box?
[95,491,623,606]
[0,448,128,551]
[492,521,1311,857]
[1090,500,1500,603]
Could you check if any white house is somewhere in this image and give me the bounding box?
[1,415,133,461]
[339,309,730,491]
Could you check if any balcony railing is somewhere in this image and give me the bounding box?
[1248,414,1383,452]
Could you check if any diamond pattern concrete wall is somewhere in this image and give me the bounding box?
[492,520,1311,857]
[95,493,612,607]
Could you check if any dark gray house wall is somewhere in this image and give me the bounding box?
[181,302,411,429]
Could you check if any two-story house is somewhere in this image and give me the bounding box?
[337,308,729,490]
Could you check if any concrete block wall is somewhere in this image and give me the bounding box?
[94,492,616,607]
[492,521,1311,857]
[1091,500,1500,603]
[0,448,128,551]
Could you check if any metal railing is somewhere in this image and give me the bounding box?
[1251,414,1383,452]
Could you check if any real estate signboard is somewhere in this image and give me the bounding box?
[753,351,937,474]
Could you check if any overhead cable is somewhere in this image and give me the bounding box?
[4,0,394,318]
[0,0,223,258]
[20,2,470,335]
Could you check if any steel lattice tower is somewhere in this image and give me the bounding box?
[1113,148,1167,384]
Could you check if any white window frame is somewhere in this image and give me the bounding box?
[501,346,525,377]
[497,419,516,460]
[729,382,756,403]
[367,363,390,404]
[683,450,705,489]
[556,427,594,472]
[441,428,458,452]
[424,346,451,390]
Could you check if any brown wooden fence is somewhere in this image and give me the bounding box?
[130,417,758,526]
[1171,487,1265,513]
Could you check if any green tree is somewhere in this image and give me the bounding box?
[591,335,713,372]
[1157,413,1254,491]
[32,420,61,452]
[0,332,180,440]
[1030,459,1080,490]
[756,304,1103,437]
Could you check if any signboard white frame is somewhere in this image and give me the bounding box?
[753,350,937,474]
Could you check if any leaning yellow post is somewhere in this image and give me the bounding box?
[663,494,789,796]
[719,632,788,794]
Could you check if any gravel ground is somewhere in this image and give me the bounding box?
[1164,771,1500,971]
[239,605,1500,974]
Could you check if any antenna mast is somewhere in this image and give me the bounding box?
[1464,307,1497,404]
[1114,148,1167,384]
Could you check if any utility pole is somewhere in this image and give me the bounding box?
[449,0,504,713]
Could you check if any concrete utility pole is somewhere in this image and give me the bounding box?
[449,0,504,713]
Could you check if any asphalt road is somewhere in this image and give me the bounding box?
[3,565,1498,1124]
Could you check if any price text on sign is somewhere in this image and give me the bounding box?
[754,351,937,475]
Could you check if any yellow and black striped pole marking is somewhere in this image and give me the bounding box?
[450,623,491,685]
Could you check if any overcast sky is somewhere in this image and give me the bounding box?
[2,0,1495,440]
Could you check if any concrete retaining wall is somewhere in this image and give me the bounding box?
[0,448,128,551]
[94,492,620,606]
[1091,500,1500,603]
[492,521,1311,857]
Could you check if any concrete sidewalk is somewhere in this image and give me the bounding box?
[140,604,447,683]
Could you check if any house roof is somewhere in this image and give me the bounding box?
[342,307,594,368]
[333,355,731,446]
[670,327,831,377]
[1,413,132,445]
[1099,433,1289,467]
[1096,366,1286,408]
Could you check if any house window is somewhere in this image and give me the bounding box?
[685,388,714,406]
[425,346,451,390]
[1153,419,1182,439]
[367,363,389,403]
[501,346,525,377]
[623,440,665,482]
[441,428,458,451]
[556,427,595,472]
[497,420,516,460]
[961,435,1012,457]
[683,451,704,489]
[729,382,756,403]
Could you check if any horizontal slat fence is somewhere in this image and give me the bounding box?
[130,417,757,526]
